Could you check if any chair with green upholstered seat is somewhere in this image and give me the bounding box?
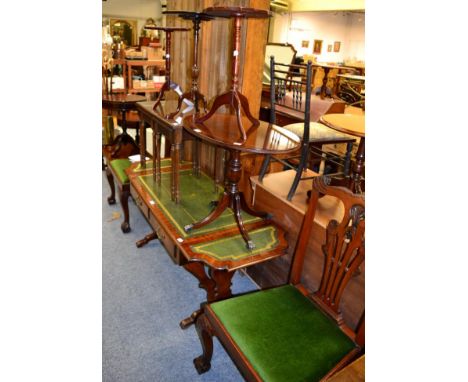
[105,158,133,233]
[193,176,365,381]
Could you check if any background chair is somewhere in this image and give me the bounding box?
[193,176,365,381]
[258,57,355,201]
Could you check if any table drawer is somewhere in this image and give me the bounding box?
[148,212,182,265]
[130,185,149,219]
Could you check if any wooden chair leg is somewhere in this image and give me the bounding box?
[119,184,131,233]
[193,313,214,374]
[105,167,116,205]
[287,143,309,201]
[258,154,271,182]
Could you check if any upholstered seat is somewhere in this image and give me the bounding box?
[193,177,364,381]
[110,158,131,184]
[210,285,356,382]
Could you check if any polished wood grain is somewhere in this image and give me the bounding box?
[137,100,199,203]
[183,113,300,249]
[183,113,300,152]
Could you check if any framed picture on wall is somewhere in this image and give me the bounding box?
[313,40,323,54]
[301,40,309,48]
[327,44,332,52]
[333,41,341,52]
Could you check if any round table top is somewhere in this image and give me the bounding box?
[320,113,365,138]
[163,11,215,21]
[203,6,271,19]
[183,113,300,154]
[144,26,190,32]
[102,94,146,108]
[337,73,365,81]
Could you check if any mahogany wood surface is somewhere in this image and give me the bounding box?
[164,11,214,118]
[137,100,199,203]
[194,176,365,380]
[183,113,300,152]
[144,26,190,115]
[102,94,146,158]
[183,113,299,248]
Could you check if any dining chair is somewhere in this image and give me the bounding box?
[192,176,365,381]
[258,57,355,201]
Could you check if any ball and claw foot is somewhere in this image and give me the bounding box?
[121,222,131,233]
[193,356,211,374]
[184,224,193,233]
[107,196,116,205]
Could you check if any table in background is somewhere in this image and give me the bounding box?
[320,113,365,193]
[102,93,146,157]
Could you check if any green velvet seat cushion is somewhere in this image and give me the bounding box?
[110,159,132,184]
[209,284,356,382]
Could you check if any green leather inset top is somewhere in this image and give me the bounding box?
[210,285,357,382]
[189,226,279,261]
[110,159,132,184]
[139,170,261,238]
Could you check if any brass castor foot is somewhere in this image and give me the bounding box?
[121,222,131,233]
[107,196,116,205]
[184,224,193,233]
[246,240,255,250]
[193,356,211,374]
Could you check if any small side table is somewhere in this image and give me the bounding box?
[183,113,300,249]
[195,7,271,143]
[320,113,365,193]
[102,93,146,157]
[163,11,214,118]
[143,26,190,115]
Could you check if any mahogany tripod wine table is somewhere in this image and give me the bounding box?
[143,26,189,115]
[196,7,271,143]
[183,113,300,249]
[102,93,146,157]
[163,11,214,118]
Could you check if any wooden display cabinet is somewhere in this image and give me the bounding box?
[126,59,165,94]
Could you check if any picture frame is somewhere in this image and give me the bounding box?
[110,18,138,46]
[327,44,332,52]
[313,39,323,54]
[333,41,341,53]
[301,40,309,48]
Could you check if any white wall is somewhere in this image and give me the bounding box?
[269,11,365,63]
[102,0,162,42]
